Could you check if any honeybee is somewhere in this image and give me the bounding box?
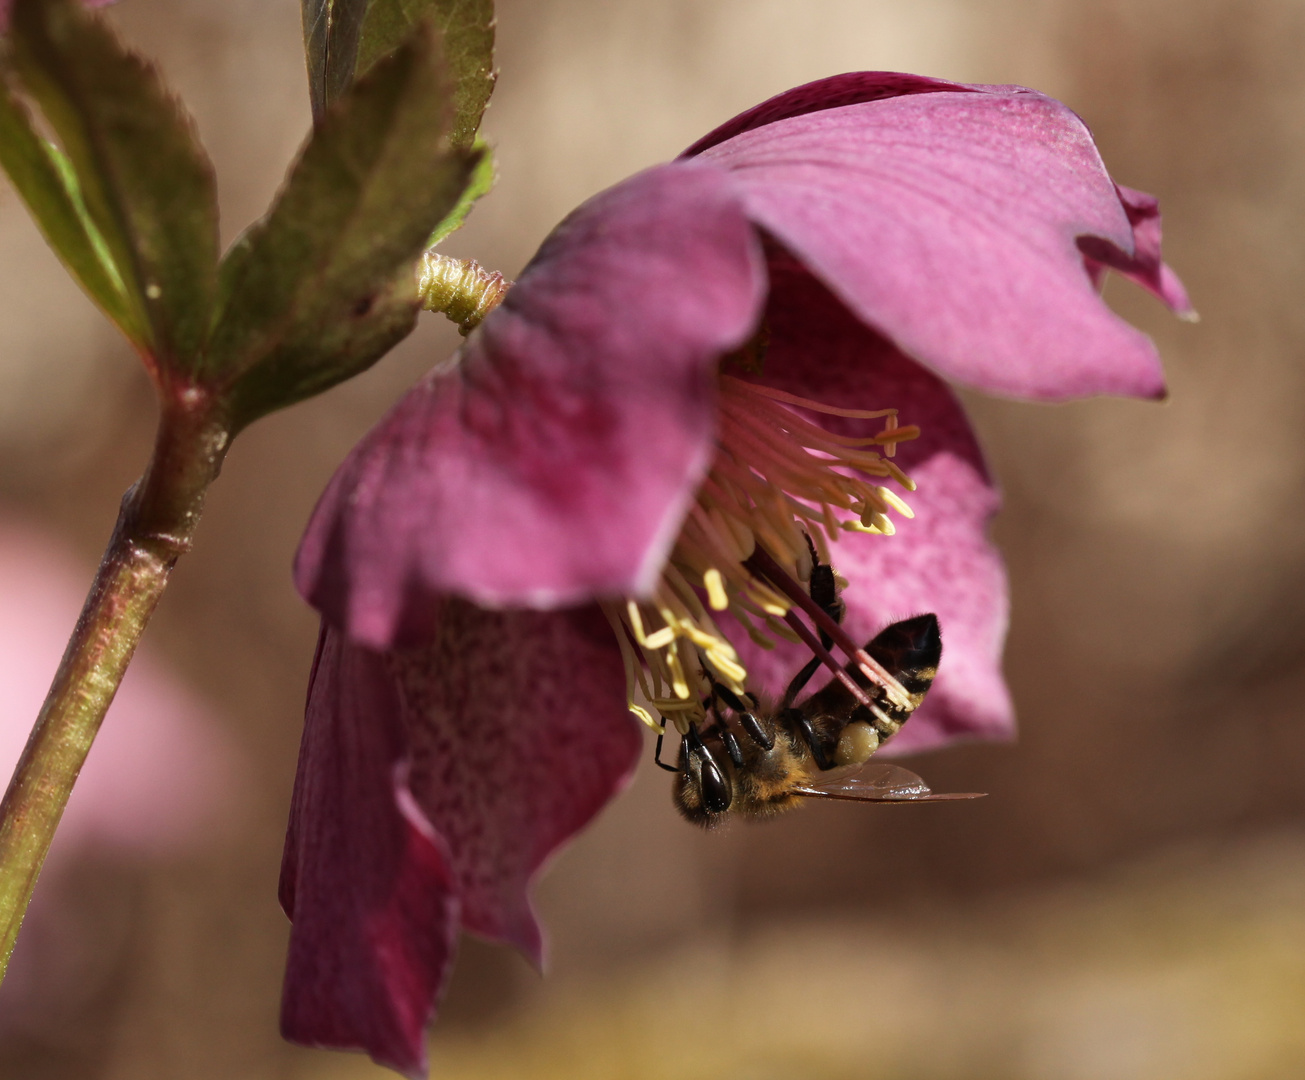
[668,613,984,827]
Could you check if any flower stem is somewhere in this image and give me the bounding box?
[0,387,231,980]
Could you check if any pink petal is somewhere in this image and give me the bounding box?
[391,601,641,963]
[280,608,639,1074]
[297,163,766,648]
[280,628,459,1080]
[730,263,1012,749]
[701,88,1175,401]
[1081,184,1195,316]
[682,71,977,157]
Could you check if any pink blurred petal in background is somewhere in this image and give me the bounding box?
[0,513,239,1029]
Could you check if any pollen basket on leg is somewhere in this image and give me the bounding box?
[605,372,921,734]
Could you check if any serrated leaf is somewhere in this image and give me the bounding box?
[209,22,479,430]
[356,0,495,148]
[301,0,368,120]
[8,0,219,371]
[0,72,135,336]
[427,136,493,246]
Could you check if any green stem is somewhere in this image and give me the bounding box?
[0,385,230,979]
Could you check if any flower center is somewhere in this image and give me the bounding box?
[603,374,921,734]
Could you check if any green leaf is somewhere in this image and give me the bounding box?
[209,21,480,430]
[427,136,494,246]
[0,73,135,336]
[301,0,368,119]
[8,0,219,371]
[356,0,495,148]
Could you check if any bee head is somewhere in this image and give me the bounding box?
[672,727,733,828]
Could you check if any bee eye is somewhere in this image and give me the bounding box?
[834,720,880,767]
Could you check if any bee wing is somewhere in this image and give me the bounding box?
[793,762,985,802]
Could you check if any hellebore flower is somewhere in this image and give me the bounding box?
[282,73,1190,1077]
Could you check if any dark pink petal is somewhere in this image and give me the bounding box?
[682,71,977,157]
[731,263,1012,749]
[1080,184,1194,316]
[391,601,641,963]
[280,628,459,1080]
[702,89,1175,401]
[297,163,766,647]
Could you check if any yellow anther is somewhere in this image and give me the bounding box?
[878,486,915,519]
[625,601,648,642]
[703,567,729,610]
[882,458,915,490]
[607,373,920,732]
[666,643,691,700]
[746,581,791,616]
[641,626,676,651]
[628,703,659,730]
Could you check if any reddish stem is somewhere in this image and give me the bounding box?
[744,546,911,708]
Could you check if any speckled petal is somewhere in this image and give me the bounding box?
[280,628,459,1080]
[297,163,766,648]
[390,601,641,964]
[700,87,1175,401]
[732,263,1012,750]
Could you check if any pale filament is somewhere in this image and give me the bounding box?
[611,374,920,732]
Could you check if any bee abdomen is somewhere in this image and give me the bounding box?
[867,614,940,700]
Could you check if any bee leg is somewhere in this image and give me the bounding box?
[736,711,774,751]
[710,680,775,752]
[779,654,823,710]
[804,533,846,649]
[718,725,744,769]
[777,534,847,710]
[784,707,834,771]
[653,724,679,773]
[702,695,745,768]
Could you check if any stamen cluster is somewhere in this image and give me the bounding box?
[605,374,920,733]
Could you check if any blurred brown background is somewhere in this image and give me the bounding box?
[1,0,1304,1076]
